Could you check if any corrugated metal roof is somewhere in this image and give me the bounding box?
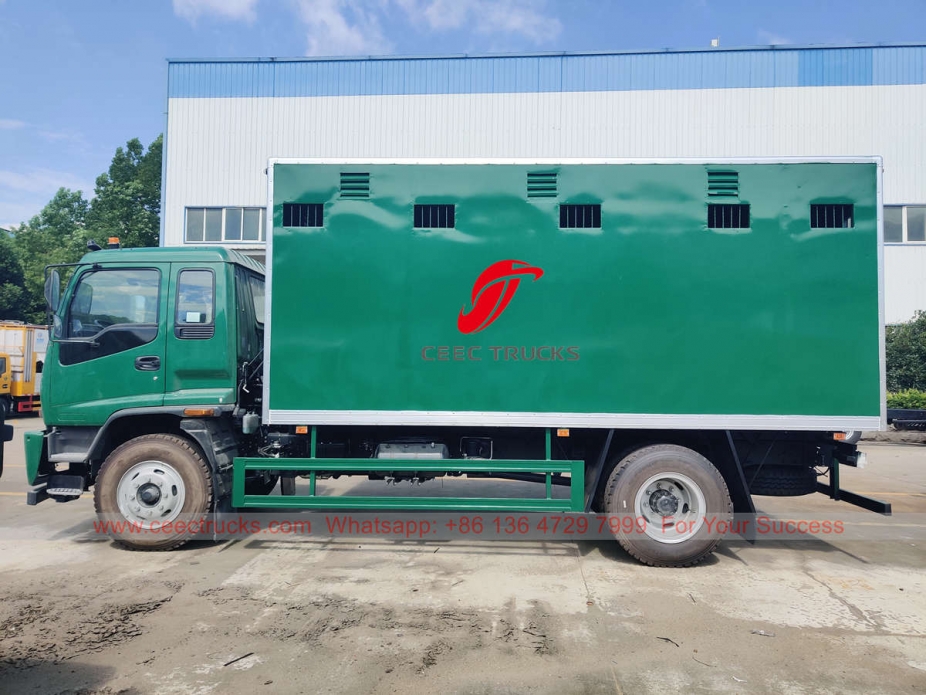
[168,45,926,98]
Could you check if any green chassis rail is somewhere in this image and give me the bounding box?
[233,428,585,511]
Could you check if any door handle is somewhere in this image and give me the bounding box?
[134,356,161,371]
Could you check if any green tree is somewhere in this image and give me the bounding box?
[0,230,27,320]
[86,135,162,248]
[886,311,926,391]
[12,188,90,323]
[6,135,161,323]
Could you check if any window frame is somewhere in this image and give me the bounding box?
[413,204,456,229]
[707,203,751,230]
[184,206,266,244]
[248,273,266,327]
[282,202,324,228]
[809,203,854,229]
[903,206,926,244]
[59,266,162,366]
[175,268,216,328]
[559,203,602,229]
[65,267,162,339]
[883,204,926,245]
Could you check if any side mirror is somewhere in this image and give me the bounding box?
[44,269,61,313]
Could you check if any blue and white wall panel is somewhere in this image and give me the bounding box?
[163,47,926,321]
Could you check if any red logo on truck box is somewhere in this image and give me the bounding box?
[458,260,544,334]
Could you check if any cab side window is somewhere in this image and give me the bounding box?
[248,273,265,326]
[175,269,215,339]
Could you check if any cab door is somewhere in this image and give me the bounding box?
[0,354,10,398]
[163,263,235,407]
[45,265,168,425]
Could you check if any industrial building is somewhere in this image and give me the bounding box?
[161,43,926,323]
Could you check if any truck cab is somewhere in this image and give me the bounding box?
[25,247,265,520]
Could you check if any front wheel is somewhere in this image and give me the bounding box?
[601,444,732,567]
[93,434,213,550]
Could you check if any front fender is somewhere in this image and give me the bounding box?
[24,430,49,486]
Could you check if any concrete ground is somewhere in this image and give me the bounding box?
[0,417,924,694]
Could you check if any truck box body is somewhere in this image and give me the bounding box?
[0,322,48,414]
[266,159,883,430]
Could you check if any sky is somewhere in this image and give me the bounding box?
[1,0,925,229]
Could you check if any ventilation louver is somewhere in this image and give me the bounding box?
[176,325,216,340]
[707,170,739,197]
[527,172,558,198]
[340,172,370,199]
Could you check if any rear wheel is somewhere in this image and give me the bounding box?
[93,434,213,550]
[601,444,732,567]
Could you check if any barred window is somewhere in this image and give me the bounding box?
[708,204,750,229]
[810,204,854,229]
[414,204,455,228]
[559,204,601,229]
[282,203,324,228]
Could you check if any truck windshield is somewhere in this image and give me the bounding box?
[67,269,160,338]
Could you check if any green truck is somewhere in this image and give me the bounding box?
[19,158,890,566]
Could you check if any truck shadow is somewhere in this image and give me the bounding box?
[0,660,136,694]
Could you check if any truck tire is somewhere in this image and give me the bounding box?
[1,396,12,419]
[843,431,862,445]
[601,444,732,567]
[93,434,213,551]
[746,465,817,496]
[245,472,279,495]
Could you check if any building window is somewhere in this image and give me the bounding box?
[884,205,926,244]
[559,204,601,229]
[414,204,455,228]
[707,203,750,229]
[907,207,926,242]
[185,207,265,243]
[885,206,903,243]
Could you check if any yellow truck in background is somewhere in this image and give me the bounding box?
[0,322,48,417]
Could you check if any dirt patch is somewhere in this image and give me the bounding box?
[0,593,171,670]
[201,584,558,667]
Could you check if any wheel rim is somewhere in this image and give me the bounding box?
[633,471,706,544]
[116,460,186,528]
